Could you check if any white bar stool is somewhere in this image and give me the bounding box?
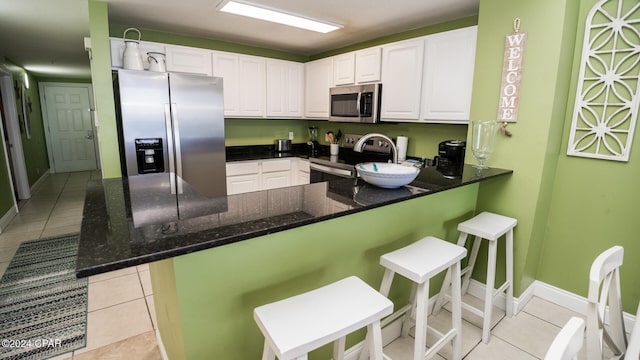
[254,276,393,360]
[378,236,467,360]
[433,211,517,344]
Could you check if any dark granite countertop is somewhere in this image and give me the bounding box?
[76,161,512,278]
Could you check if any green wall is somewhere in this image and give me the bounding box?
[537,0,640,312]
[3,61,50,186]
[470,0,578,295]
[89,0,120,178]
[151,183,483,359]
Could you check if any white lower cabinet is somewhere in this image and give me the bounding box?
[226,158,309,195]
[261,159,292,190]
[226,161,260,195]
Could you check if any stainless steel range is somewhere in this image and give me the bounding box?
[309,134,395,183]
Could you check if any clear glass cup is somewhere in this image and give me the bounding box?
[471,120,499,169]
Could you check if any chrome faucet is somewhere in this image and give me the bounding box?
[353,133,398,164]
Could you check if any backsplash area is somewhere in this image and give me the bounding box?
[224,118,468,160]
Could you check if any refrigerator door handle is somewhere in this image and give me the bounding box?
[170,103,184,194]
[164,104,177,195]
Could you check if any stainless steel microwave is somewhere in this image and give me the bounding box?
[329,83,381,123]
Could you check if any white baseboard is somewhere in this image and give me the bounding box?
[467,278,636,333]
[155,328,169,360]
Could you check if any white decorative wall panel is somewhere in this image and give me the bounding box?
[567,0,640,161]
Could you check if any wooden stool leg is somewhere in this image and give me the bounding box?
[451,261,462,360]
[262,340,276,360]
[367,320,384,360]
[506,229,514,316]
[359,269,395,360]
[482,239,498,344]
[461,235,482,295]
[333,337,346,360]
[433,232,469,314]
[414,281,429,360]
[401,283,417,338]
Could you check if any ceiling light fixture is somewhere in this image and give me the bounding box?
[216,0,342,33]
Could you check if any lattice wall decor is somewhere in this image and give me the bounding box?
[567,0,640,161]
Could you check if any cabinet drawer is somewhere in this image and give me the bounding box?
[261,159,292,172]
[226,161,260,176]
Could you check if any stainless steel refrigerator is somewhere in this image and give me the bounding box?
[114,69,227,228]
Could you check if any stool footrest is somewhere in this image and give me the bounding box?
[493,281,509,299]
[425,328,457,359]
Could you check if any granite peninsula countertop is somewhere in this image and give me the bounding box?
[76,158,512,278]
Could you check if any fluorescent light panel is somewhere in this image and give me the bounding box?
[217,0,342,33]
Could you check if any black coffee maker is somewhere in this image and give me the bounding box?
[434,140,466,178]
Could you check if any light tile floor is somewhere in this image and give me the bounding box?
[0,171,591,359]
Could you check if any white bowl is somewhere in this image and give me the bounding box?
[356,162,420,189]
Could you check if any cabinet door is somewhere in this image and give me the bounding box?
[266,60,304,118]
[380,39,425,121]
[305,58,333,118]
[355,47,382,83]
[333,53,355,85]
[262,171,292,190]
[212,52,240,116]
[110,38,165,70]
[227,175,260,195]
[213,52,265,117]
[421,26,477,123]
[226,161,260,195]
[165,45,212,75]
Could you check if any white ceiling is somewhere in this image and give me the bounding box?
[0,0,478,80]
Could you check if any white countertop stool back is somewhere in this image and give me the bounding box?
[253,276,393,360]
[376,236,467,360]
[586,245,626,360]
[433,211,517,344]
[544,317,585,360]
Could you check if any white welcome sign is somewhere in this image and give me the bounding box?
[498,30,527,122]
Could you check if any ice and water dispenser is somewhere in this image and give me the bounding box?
[134,138,164,174]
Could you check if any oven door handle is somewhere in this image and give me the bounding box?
[309,163,354,178]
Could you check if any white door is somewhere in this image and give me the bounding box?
[380,39,425,121]
[42,84,97,173]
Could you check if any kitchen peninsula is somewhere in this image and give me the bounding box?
[77,162,511,360]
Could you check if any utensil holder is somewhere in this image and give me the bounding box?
[330,144,339,156]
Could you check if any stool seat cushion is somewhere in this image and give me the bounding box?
[380,236,467,284]
[457,212,517,241]
[254,276,393,359]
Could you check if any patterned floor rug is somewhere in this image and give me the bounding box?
[0,234,87,359]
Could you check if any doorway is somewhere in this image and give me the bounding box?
[0,67,30,205]
[39,83,98,173]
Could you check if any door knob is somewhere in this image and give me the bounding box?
[86,130,94,140]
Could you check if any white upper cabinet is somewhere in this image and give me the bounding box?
[212,51,265,117]
[165,45,212,75]
[355,47,382,83]
[305,58,333,119]
[421,26,478,123]
[110,39,165,70]
[266,59,304,118]
[380,38,425,121]
[333,53,356,85]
